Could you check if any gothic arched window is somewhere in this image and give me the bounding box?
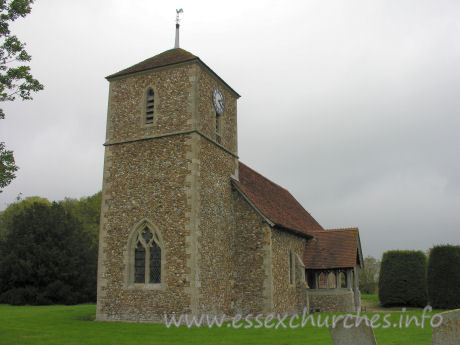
[145,88,155,124]
[132,225,162,284]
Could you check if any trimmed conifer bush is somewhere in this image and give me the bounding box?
[427,244,460,309]
[378,250,427,307]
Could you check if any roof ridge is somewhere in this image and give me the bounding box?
[238,162,291,193]
[324,227,359,232]
[237,161,324,235]
[239,162,323,230]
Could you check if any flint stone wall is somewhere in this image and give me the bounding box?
[308,289,355,313]
[271,228,308,314]
[232,191,271,315]
[96,135,192,322]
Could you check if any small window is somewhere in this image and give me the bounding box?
[145,88,155,124]
[289,250,295,285]
[215,112,221,144]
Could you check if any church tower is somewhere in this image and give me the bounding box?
[96,42,240,320]
[96,18,365,320]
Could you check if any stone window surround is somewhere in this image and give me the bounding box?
[140,86,160,128]
[124,218,166,290]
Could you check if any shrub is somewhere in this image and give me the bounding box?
[427,244,460,309]
[378,250,427,307]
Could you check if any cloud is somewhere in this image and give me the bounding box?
[0,0,459,258]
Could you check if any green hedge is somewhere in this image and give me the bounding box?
[427,244,460,309]
[378,250,427,307]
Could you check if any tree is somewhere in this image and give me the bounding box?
[0,0,43,192]
[378,250,427,307]
[59,191,101,246]
[0,141,17,192]
[427,244,460,309]
[59,191,102,291]
[359,256,380,294]
[0,201,97,305]
[0,195,50,240]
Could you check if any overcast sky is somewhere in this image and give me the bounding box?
[0,0,459,258]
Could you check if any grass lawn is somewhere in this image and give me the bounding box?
[362,294,380,303]
[0,302,445,345]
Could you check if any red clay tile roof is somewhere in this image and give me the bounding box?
[232,162,324,237]
[107,48,198,79]
[303,228,360,269]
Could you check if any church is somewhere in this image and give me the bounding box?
[96,22,363,322]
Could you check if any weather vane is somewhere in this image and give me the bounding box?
[176,8,183,25]
[174,9,183,48]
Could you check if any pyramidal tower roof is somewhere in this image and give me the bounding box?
[106,48,240,97]
[106,48,198,80]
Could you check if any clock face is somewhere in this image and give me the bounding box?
[212,88,225,115]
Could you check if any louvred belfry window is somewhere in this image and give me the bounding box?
[146,88,154,124]
[134,226,161,284]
